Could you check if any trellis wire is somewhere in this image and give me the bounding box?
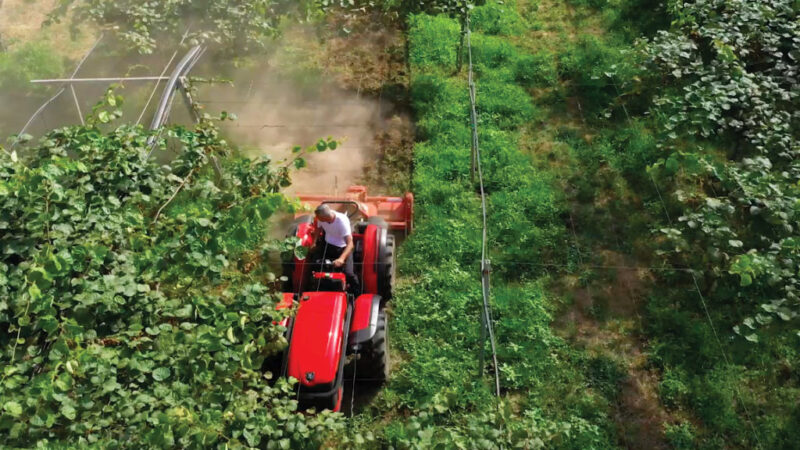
[9,33,105,151]
[466,13,501,398]
[648,172,763,449]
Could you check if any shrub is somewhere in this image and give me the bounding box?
[659,367,689,409]
[381,402,613,449]
[411,74,469,139]
[689,367,742,434]
[614,0,669,38]
[604,120,659,179]
[384,7,616,448]
[470,0,527,35]
[664,422,697,450]
[515,50,558,88]
[558,35,638,119]
[585,355,627,401]
[567,0,608,8]
[493,283,564,389]
[470,33,522,75]
[408,14,461,72]
[645,295,721,372]
[476,79,537,129]
[0,42,64,92]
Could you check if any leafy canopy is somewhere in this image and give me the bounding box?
[644,0,800,340]
[0,93,343,447]
[49,0,319,54]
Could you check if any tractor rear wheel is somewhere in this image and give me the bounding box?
[365,217,395,300]
[357,308,389,381]
[381,235,395,301]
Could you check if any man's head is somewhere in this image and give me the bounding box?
[314,204,336,223]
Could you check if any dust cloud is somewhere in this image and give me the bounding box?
[197,73,388,196]
[1,9,409,199]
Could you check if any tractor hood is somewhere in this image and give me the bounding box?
[286,291,349,389]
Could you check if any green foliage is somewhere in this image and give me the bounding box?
[688,367,742,434]
[585,355,626,402]
[492,283,566,390]
[613,0,669,38]
[476,79,537,129]
[0,99,343,446]
[514,50,558,88]
[50,0,318,54]
[362,11,617,448]
[496,0,800,447]
[558,35,640,119]
[664,422,696,450]
[658,367,689,409]
[382,398,611,449]
[411,75,470,143]
[566,0,607,9]
[0,42,64,91]
[388,264,490,408]
[469,0,527,35]
[574,1,800,444]
[470,34,520,74]
[397,0,488,16]
[645,0,799,155]
[408,14,462,72]
[644,0,800,338]
[317,0,489,24]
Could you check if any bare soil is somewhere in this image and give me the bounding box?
[0,0,96,59]
[556,247,673,449]
[195,12,413,197]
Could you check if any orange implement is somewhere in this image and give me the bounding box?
[294,185,414,235]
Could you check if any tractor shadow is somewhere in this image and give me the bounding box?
[340,380,384,416]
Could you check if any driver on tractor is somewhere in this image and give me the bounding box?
[312,204,360,294]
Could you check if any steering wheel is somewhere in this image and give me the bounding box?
[313,259,342,273]
[322,201,361,220]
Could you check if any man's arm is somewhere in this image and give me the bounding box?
[333,235,354,268]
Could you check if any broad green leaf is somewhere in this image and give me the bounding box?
[4,401,23,418]
[61,405,76,421]
[153,367,171,382]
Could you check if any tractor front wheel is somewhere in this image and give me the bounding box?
[357,308,389,381]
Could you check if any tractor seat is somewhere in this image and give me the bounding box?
[353,221,369,235]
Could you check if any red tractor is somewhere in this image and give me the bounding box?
[275,186,413,412]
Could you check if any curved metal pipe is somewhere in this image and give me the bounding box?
[146,45,205,157]
[148,45,203,131]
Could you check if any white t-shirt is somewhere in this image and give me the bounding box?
[319,211,352,248]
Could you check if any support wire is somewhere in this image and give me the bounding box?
[466,14,501,397]
[10,33,105,151]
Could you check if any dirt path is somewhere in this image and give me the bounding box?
[0,0,95,58]
[519,0,677,447]
[197,17,412,197]
[556,251,671,449]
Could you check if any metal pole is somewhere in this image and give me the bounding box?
[481,259,500,396]
[136,26,194,126]
[466,12,500,397]
[12,33,105,149]
[31,76,171,84]
[478,294,487,376]
[467,21,478,184]
[70,85,85,126]
[146,45,204,158]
